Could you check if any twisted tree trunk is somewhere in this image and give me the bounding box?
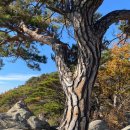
[53,11,101,129]
[57,48,100,130]
[51,2,130,130]
[59,76,98,130]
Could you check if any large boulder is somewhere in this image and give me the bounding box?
[88,120,109,130]
[7,100,33,120]
[0,113,29,130]
[27,116,50,130]
[0,101,50,130]
[121,125,130,130]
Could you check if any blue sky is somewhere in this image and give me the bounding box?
[0,0,130,93]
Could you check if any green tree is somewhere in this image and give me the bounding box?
[0,1,130,130]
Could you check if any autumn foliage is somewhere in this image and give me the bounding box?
[91,43,130,129]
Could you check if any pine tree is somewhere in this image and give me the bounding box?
[0,1,130,130]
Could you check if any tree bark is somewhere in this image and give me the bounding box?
[53,10,101,130]
[57,51,100,130]
[58,76,98,130]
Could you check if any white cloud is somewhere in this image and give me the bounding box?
[0,74,38,81]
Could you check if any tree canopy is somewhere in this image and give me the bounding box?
[0,0,129,69]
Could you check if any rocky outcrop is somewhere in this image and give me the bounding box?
[88,120,109,130]
[0,101,50,130]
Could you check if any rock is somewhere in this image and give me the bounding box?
[7,100,33,120]
[121,125,130,130]
[0,113,28,130]
[0,101,50,130]
[88,120,109,130]
[28,116,50,130]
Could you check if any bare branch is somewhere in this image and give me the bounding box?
[95,10,130,37]
[19,22,54,45]
[46,5,65,15]
[19,22,73,82]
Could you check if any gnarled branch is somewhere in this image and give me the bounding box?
[19,22,54,45]
[46,5,65,15]
[95,10,130,37]
[20,22,73,85]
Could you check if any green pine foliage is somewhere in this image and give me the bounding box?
[0,0,103,71]
[0,0,64,70]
